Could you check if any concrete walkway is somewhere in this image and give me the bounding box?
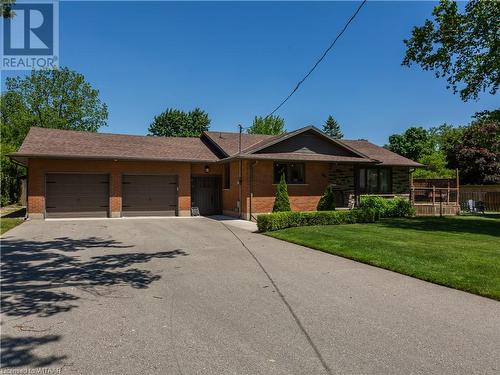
[1,218,499,374]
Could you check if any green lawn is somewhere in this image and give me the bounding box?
[266,215,500,300]
[0,217,24,235]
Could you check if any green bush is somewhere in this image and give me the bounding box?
[257,208,378,232]
[273,174,291,212]
[1,143,24,206]
[359,196,415,218]
[317,186,336,211]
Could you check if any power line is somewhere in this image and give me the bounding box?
[267,0,368,117]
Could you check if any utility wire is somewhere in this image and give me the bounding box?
[267,0,368,117]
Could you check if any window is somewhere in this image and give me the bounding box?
[223,164,230,189]
[357,168,391,194]
[273,163,305,184]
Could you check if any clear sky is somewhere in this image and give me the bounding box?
[2,1,498,145]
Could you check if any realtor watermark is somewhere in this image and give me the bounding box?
[1,0,59,70]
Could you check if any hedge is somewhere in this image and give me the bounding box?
[257,208,379,232]
[359,196,415,218]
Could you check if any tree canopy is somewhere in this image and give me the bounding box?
[148,108,210,137]
[1,67,108,147]
[247,115,285,135]
[1,0,15,18]
[386,110,499,183]
[386,127,434,162]
[403,0,500,101]
[455,120,499,184]
[1,67,108,206]
[322,115,343,139]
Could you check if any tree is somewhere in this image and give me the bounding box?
[402,0,500,101]
[1,143,23,206]
[2,0,15,18]
[1,67,108,206]
[455,121,499,184]
[413,151,455,178]
[317,186,336,211]
[322,115,343,139]
[272,174,291,212]
[247,115,285,135]
[1,67,108,146]
[148,108,210,137]
[385,127,433,161]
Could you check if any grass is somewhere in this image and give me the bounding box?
[0,217,24,235]
[0,205,25,235]
[266,215,500,300]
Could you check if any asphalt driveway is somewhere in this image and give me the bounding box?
[1,217,499,374]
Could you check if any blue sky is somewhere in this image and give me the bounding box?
[2,1,498,145]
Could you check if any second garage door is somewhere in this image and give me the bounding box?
[122,175,178,217]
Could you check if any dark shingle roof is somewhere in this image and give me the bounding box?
[13,127,219,163]
[12,126,422,167]
[203,131,277,156]
[340,140,422,167]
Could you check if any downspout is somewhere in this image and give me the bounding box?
[239,158,242,218]
[249,160,257,221]
[238,124,243,219]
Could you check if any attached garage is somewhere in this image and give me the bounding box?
[122,175,178,217]
[45,173,110,218]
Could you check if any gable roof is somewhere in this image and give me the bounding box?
[202,131,277,157]
[12,127,220,164]
[340,140,422,167]
[11,126,422,167]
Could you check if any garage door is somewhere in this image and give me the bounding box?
[122,175,177,217]
[45,174,109,218]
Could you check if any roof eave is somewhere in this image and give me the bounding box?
[221,154,379,163]
[9,153,220,164]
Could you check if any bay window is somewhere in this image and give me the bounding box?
[357,167,391,194]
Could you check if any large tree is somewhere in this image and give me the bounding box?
[322,115,343,139]
[403,0,500,101]
[1,67,108,146]
[148,108,210,137]
[455,119,500,184]
[1,0,15,18]
[385,127,433,162]
[247,115,285,135]
[1,67,108,206]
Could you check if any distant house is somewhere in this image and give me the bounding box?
[11,126,421,219]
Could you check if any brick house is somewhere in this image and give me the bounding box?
[11,126,421,219]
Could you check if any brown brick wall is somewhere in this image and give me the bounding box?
[246,160,329,216]
[27,158,211,218]
[222,160,241,217]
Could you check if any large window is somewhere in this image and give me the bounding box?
[223,164,230,189]
[357,167,391,194]
[273,163,305,184]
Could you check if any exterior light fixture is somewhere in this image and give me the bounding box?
[205,165,210,173]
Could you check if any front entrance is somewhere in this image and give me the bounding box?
[191,176,222,216]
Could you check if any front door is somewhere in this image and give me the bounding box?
[191,176,222,216]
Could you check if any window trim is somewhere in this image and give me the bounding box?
[273,162,306,185]
[356,167,392,194]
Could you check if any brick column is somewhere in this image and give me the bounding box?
[109,171,122,218]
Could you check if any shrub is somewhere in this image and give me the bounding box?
[359,196,415,218]
[273,174,291,212]
[257,208,378,232]
[317,186,336,211]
